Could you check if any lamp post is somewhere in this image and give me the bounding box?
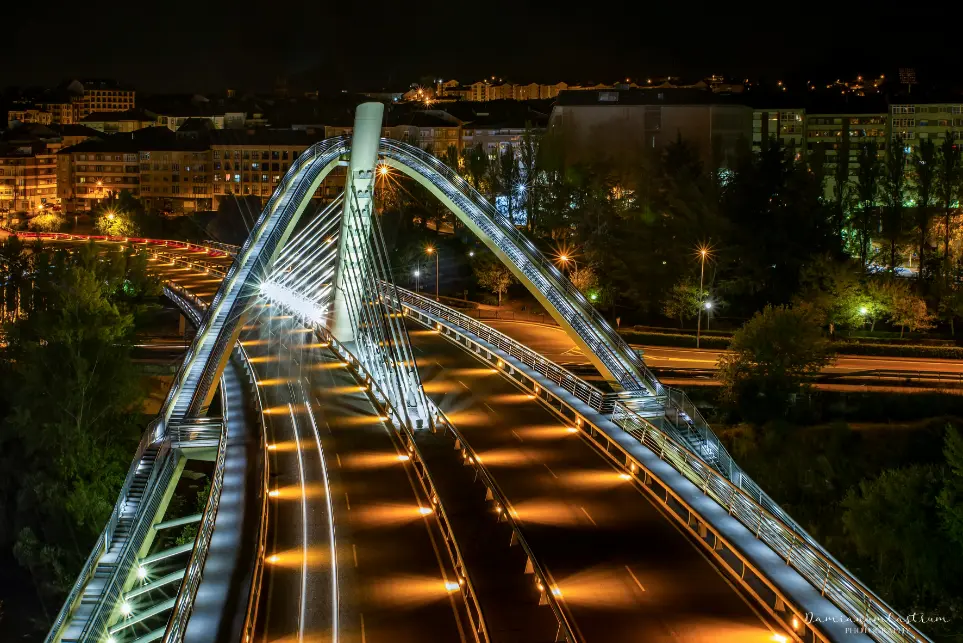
[426,245,439,300]
[705,301,712,331]
[696,246,710,349]
[414,268,421,293]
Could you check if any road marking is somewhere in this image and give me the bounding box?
[484,403,497,415]
[345,492,351,511]
[324,419,331,433]
[360,613,366,643]
[543,463,558,479]
[512,430,523,442]
[336,454,342,468]
[458,379,469,389]
[625,565,646,592]
[580,506,597,526]
[435,360,445,369]
[353,544,359,568]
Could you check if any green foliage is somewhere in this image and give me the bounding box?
[834,341,963,359]
[912,139,938,281]
[619,329,731,349]
[717,305,832,417]
[938,425,963,549]
[27,213,67,233]
[661,277,703,328]
[0,242,158,628]
[472,253,515,305]
[842,464,959,602]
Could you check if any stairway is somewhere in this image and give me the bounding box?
[60,444,160,642]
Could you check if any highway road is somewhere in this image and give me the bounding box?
[116,246,470,642]
[408,326,784,643]
[485,320,963,378]
[245,307,469,643]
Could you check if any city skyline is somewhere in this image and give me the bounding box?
[6,1,961,93]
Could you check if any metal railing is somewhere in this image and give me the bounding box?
[162,354,231,643]
[386,284,617,414]
[401,293,931,643]
[309,323,491,643]
[430,406,579,642]
[379,140,665,397]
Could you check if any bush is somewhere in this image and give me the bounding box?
[836,342,963,359]
[619,330,731,349]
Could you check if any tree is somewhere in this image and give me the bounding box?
[473,255,515,305]
[519,122,541,234]
[717,305,832,417]
[854,142,882,266]
[794,255,864,337]
[28,213,66,232]
[842,464,952,601]
[886,280,935,337]
[662,277,702,328]
[0,243,157,621]
[881,136,908,271]
[831,121,852,251]
[938,425,963,550]
[94,208,137,237]
[462,144,490,195]
[912,138,937,282]
[936,134,961,279]
[568,264,598,295]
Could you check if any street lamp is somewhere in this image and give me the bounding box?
[704,300,712,331]
[425,245,439,300]
[696,245,712,349]
[413,269,421,293]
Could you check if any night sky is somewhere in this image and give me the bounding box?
[5,1,960,94]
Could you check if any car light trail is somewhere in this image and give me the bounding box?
[305,393,339,642]
[288,402,309,642]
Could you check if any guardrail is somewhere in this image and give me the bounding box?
[385,284,617,414]
[161,355,230,643]
[2,229,232,258]
[400,295,931,643]
[430,405,579,642]
[161,282,270,643]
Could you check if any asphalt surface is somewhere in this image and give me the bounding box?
[408,326,780,643]
[247,307,469,643]
[485,320,963,378]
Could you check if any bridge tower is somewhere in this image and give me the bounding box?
[330,102,383,341]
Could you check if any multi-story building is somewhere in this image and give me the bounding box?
[804,98,888,195]
[208,129,336,205]
[72,80,136,120]
[80,109,158,134]
[40,100,77,125]
[7,108,54,127]
[751,104,806,155]
[0,125,65,212]
[548,89,751,174]
[889,98,963,150]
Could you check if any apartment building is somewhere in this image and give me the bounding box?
[72,80,136,120]
[751,104,805,155]
[468,81,568,102]
[208,129,337,205]
[7,108,54,127]
[548,89,751,173]
[80,109,158,134]
[889,98,963,149]
[0,125,68,212]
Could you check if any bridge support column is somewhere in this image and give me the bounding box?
[331,102,384,342]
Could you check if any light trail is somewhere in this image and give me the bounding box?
[304,390,340,642]
[288,402,309,641]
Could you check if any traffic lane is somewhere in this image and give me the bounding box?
[485,320,592,366]
[289,327,468,643]
[641,345,963,375]
[247,314,335,643]
[485,320,963,375]
[409,329,777,643]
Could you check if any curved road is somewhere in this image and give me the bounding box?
[409,326,783,643]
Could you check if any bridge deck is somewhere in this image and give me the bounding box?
[410,327,780,643]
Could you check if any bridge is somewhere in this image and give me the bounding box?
[36,103,931,643]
